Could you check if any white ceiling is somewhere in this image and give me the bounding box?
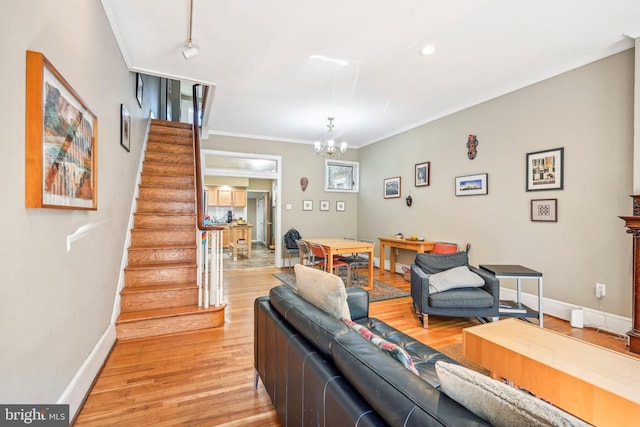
[102,0,640,148]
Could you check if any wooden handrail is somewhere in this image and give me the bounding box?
[192,84,217,231]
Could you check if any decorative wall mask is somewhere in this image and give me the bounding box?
[405,195,413,207]
[466,134,478,160]
[300,177,309,191]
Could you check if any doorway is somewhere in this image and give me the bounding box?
[201,149,283,268]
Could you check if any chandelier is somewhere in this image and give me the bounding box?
[313,117,347,158]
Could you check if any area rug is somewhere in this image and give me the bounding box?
[437,343,490,376]
[273,272,410,302]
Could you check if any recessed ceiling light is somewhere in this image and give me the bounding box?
[421,45,436,56]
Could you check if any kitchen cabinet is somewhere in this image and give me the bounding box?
[218,189,232,206]
[232,189,246,207]
[206,188,246,207]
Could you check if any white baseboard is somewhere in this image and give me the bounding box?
[57,324,116,421]
[386,259,632,339]
[500,288,631,338]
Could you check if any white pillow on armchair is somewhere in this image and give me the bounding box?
[428,265,484,293]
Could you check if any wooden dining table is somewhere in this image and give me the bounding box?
[302,238,375,290]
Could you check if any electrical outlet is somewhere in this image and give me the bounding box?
[595,283,606,298]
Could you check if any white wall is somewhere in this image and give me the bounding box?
[358,50,635,317]
[0,0,146,406]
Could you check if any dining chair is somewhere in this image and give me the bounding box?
[309,243,351,285]
[432,242,470,254]
[339,239,374,286]
[282,229,301,268]
[295,240,317,267]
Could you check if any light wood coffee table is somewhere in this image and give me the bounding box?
[463,318,640,427]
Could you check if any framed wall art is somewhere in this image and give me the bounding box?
[531,199,558,222]
[303,200,313,211]
[319,200,330,211]
[25,51,98,210]
[455,173,488,196]
[415,161,430,187]
[136,73,144,108]
[120,104,131,152]
[526,147,564,191]
[384,176,401,199]
[336,201,346,212]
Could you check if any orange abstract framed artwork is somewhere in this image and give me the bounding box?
[25,50,98,210]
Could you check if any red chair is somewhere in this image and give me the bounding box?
[432,242,470,254]
[309,243,351,285]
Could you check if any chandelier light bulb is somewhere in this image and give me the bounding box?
[313,117,348,158]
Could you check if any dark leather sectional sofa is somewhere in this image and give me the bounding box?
[254,284,491,426]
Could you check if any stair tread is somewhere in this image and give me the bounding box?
[117,304,224,323]
[125,262,196,270]
[151,119,193,129]
[131,229,196,234]
[128,243,197,249]
[135,212,195,216]
[121,283,198,294]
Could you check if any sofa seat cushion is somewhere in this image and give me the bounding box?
[294,264,351,320]
[429,265,485,293]
[435,361,591,427]
[429,287,493,308]
[331,332,491,426]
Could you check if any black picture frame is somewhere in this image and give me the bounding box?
[526,147,564,191]
[136,73,144,108]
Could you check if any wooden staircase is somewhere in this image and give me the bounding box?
[116,120,225,340]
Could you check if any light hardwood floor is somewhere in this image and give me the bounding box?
[73,266,636,426]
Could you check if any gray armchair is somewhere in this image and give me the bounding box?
[410,251,499,328]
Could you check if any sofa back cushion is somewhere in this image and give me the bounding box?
[415,251,468,274]
[269,284,350,358]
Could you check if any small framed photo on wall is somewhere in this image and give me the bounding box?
[336,201,346,211]
[455,173,488,196]
[531,199,558,222]
[319,200,330,211]
[384,177,401,198]
[415,162,430,187]
[303,200,313,211]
